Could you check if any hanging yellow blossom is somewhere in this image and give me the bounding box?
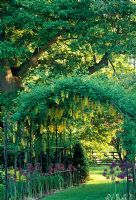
[97,102,102,114]
[47,108,55,120]
[83,113,88,122]
[40,123,44,133]
[74,110,80,119]
[55,96,60,104]
[35,107,39,114]
[81,98,85,109]
[61,91,65,102]
[68,109,73,117]
[13,135,15,143]
[84,96,89,106]
[55,108,64,119]
[73,95,80,103]
[48,124,55,133]
[57,123,66,133]
[66,92,69,99]
[21,138,25,147]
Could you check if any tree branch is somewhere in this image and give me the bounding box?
[88,52,109,74]
[109,59,117,75]
[12,36,60,78]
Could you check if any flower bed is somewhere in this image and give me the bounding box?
[8,163,79,200]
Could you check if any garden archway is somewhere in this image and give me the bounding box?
[13,76,136,120]
[12,76,136,162]
[3,76,136,199]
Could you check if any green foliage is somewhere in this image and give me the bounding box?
[0,0,136,78]
[122,116,136,160]
[72,142,89,182]
[0,184,5,200]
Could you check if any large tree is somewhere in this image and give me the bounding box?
[0,0,135,93]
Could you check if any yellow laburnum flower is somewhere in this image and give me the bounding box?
[48,125,55,133]
[81,99,85,109]
[47,108,52,117]
[73,95,80,103]
[40,124,44,133]
[60,108,64,117]
[68,109,73,117]
[66,92,69,99]
[55,108,64,119]
[75,111,80,119]
[90,112,94,117]
[60,91,65,102]
[21,139,25,147]
[55,108,59,118]
[61,91,65,98]
[32,135,35,141]
[97,103,102,114]
[84,97,89,106]
[55,96,60,104]
[57,123,66,133]
[13,135,15,143]
[83,114,88,122]
[35,107,39,114]
[63,119,67,126]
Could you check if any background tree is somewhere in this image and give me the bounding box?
[72,142,89,182]
[0,0,135,93]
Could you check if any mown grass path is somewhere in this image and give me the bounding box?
[43,166,125,200]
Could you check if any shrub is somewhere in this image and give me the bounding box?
[72,142,89,182]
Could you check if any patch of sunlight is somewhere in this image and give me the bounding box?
[86,173,111,185]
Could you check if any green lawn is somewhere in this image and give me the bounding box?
[42,166,126,200]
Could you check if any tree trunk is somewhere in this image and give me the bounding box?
[0,66,19,93]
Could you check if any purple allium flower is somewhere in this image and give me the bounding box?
[110,161,116,168]
[117,173,125,179]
